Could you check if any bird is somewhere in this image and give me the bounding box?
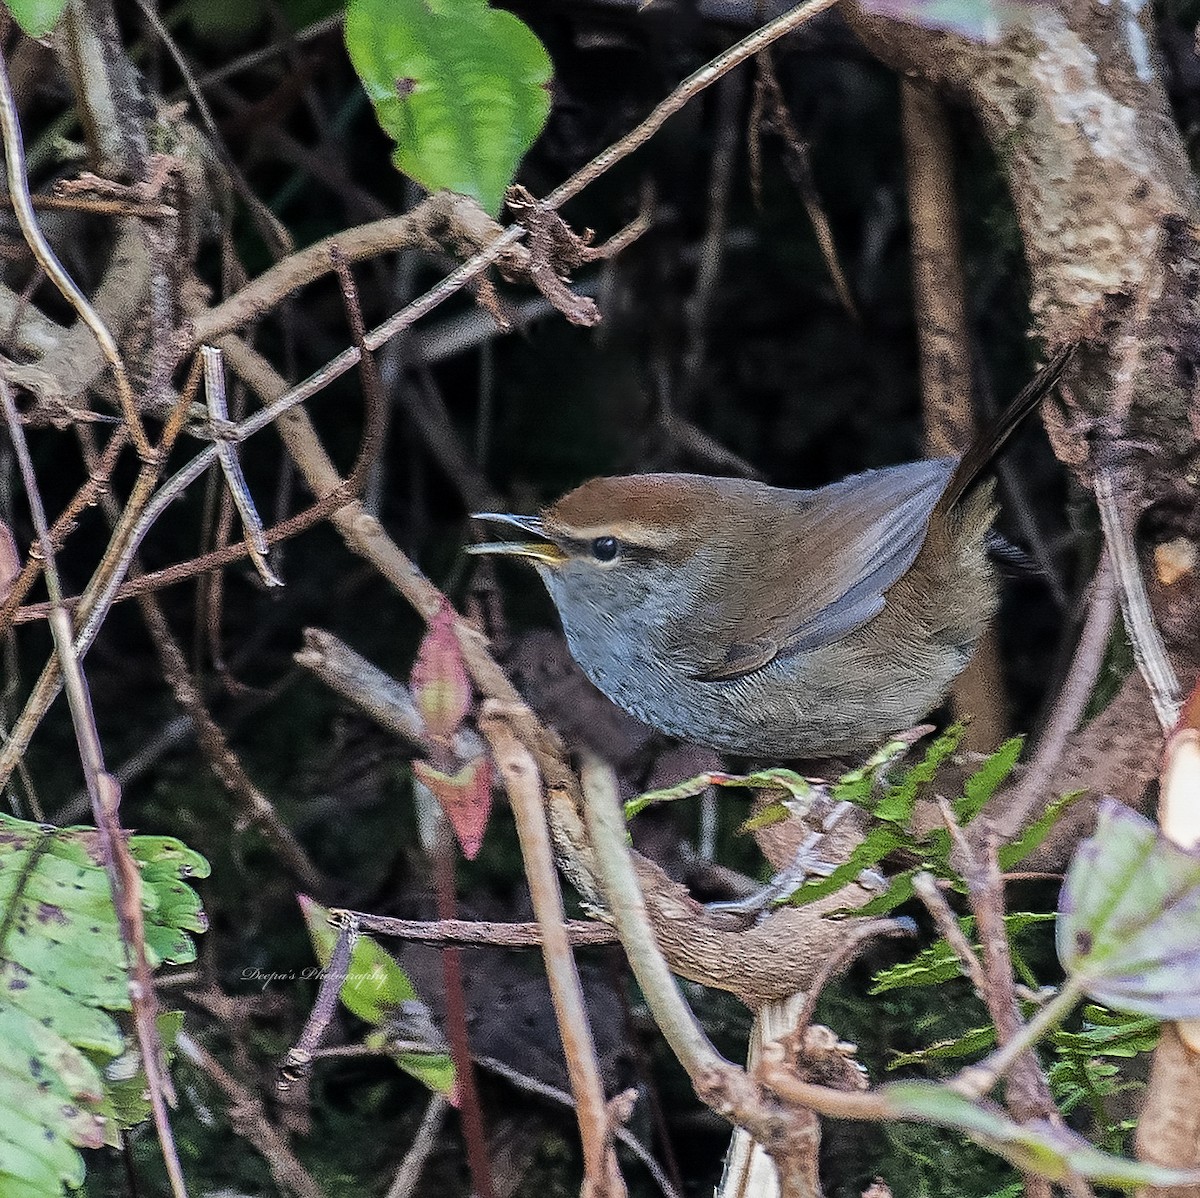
[468,346,1074,758]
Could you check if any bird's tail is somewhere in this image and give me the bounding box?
[936,342,1076,515]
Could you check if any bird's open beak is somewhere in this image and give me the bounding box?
[465,513,567,566]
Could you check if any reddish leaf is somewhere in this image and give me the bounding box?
[414,756,493,859]
[411,601,472,741]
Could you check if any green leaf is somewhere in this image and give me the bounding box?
[1052,1005,1159,1059]
[345,0,552,215]
[1058,800,1200,1018]
[831,734,922,807]
[874,723,964,823]
[299,897,455,1095]
[955,736,1023,824]
[3,0,69,37]
[98,1010,185,1131]
[785,825,905,908]
[856,867,920,915]
[998,789,1082,870]
[882,1081,1200,1186]
[872,913,1055,993]
[626,768,815,821]
[887,1025,997,1069]
[0,814,208,1198]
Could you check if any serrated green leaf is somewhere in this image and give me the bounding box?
[832,735,919,807]
[0,1063,105,1150]
[627,768,815,821]
[872,912,1055,993]
[887,1025,997,1069]
[0,1172,62,1198]
[128,836,211,879]
[0,1005,105,1100]
[0,962,122,1055]
[872,936,964,993]
[856,867,918,915]
[100,1011,184,1130]
[1058,800,1200,1018]
[345,0,552,215]
[1052,1006,1159,1059]
[875,724,964,823]
[998,789,1082,870]
[0,1127,81,1193]
[3,0,69,38]
[956,736,1023,823]
[785,825,905,908]
[0,814,208,1197]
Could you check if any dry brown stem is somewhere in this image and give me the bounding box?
[176,1032,328,1198]
[482,714,626,1198]
[901,79,1006,751]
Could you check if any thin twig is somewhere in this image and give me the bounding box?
[384,1093,449,1198]
[280,910,359,1087]
[136,596,326,891]
[0,49,151,458]
[543,0,838,210]
[352,913,618,947]
[432,817,495,1198]
[177,1032,327,1198]
[0,358,204,787]
[991,552,1116,840]
[675,68,742,408]
[203,346,281,586]
[942,801,1057,1129]
[1094,467,1182,729]
[135,0,292,258]
[475,1055,679,1198]
[482,711,626,1198]
[0,191,175,218]
[792,917,916,1035]
[912,872,988,997]
[0,375,187,1198]
[15,329,389,622]
[953,981,1082,1101]
[580,755,732,1081]
[15,0,836,630]
[756,53,857,320]
[0,423,129,631]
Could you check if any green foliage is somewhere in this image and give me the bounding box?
[873,921,1158,1154]
[345,0,552,215]
[814,742,1187,1186]
[1058,799,1200,1019]
[785,727,1025,914]
[1049,1006,1158,1153]
[624,766,818,822]
[881,1083,1199,1188]
[299,897,455,1095]
[0,814,208,1198]
[872,912,1055,998]
[3,0,68,37]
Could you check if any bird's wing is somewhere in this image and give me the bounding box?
[690,460,953,682]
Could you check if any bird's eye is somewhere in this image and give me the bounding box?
[591,536,619,562]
